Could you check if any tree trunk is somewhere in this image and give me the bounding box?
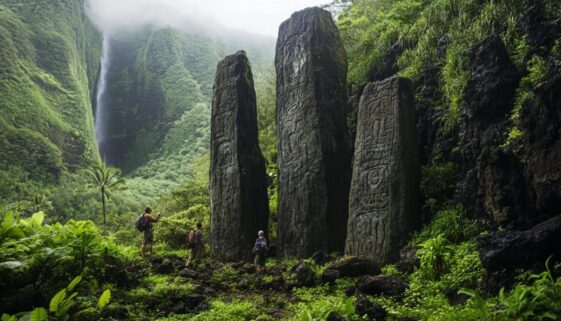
[101,187,106,232]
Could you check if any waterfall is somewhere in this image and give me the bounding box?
[95,34,110,159]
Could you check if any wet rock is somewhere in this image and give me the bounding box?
[346,77,421,266]
[344,286,356,297]
[177,268,198,279]
[169,302,186,314]
[321,268,340,284]
[369,43,403,81]
[154,258,174,274]
[204,287,217,297]
[355,295,387,321]
[330,256,379,278]
[463,35,518,122]
[326,311,347,321]
[356,275,408,297]
[477,214,561,272]
[521,61,561,221]
[172,260,185,270]
[295,263,315,287]
[210,50,269,262]
[445,289,470,306]
[456,35,523,225]
[312,251,332,265]
[275,7,352,257]
[395,245,420,274]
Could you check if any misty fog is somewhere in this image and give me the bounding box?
[85,0,329,37]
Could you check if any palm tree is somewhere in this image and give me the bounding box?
[86,162,126,229]
[30,195,54,213]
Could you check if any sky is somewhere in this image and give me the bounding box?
[86,0,330,37]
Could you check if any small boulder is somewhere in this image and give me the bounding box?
[355,295,387,321]
[395,246,420,274]
[169,302,186,314]
[178,268,198,279]
[312,251,332,265]
[184,294,205,310]
[204,287,217,297]
[172,260,185,270]
[330,256,379,278]
[321,268,340,284]
[295,263,315,287]
[154,258,174,274]
[356,275,408,297]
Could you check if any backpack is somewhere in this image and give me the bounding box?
[187,230,196,248]
[135,214,146,232]
[255,239,267,255]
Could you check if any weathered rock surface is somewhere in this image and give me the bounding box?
[275,7,352,257]
[477,214,561,272]
[295,263,315,287]
[355,295,387,321]
[210,50,269,262]
[356,275,408,297]
[346,77,421,266]
[329,256,379,278]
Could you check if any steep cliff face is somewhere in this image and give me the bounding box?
[99,27,274,198]
[0,0,101,183]
[342,0,561,230]
[0,1,275,203]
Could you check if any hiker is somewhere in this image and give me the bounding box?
[187,222,204,268]
[253,230,268,273]
[139,207,161,257]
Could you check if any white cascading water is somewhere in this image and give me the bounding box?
[95,34,110,157]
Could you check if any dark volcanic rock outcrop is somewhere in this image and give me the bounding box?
[477,214,561,273]
[275,7,352,257]
[356,275,408,297]
[210,51,269,262]
[345,77,421,266]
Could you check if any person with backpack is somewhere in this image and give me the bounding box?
[253,230,268,273]
[136,207,161,257]
[186,222,204,268]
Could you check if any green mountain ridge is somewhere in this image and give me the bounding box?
[0,0,101,182]
[0,0,275,206]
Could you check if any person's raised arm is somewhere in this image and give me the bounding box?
[145,212,161,222]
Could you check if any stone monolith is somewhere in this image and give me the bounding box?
[210,51,269,262]
[345,76,421,266]
[275,7,351,257]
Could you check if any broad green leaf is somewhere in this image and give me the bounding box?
[98,289,111,309]
[66,275,82,291]
[0,261,24,270]
[56,292,77,317]
[29,308,47,321]
[31,212,45,226]
[1,314,17,321]
[49,289,67,312]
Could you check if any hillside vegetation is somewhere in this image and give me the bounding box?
[2,0,561,320]
[0,0,101,198]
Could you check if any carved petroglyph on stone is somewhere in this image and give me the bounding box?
[210,51,269,262]
[275,7,352,257]
[346,77,421,267]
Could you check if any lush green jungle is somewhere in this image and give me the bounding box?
[2,0,561,320]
